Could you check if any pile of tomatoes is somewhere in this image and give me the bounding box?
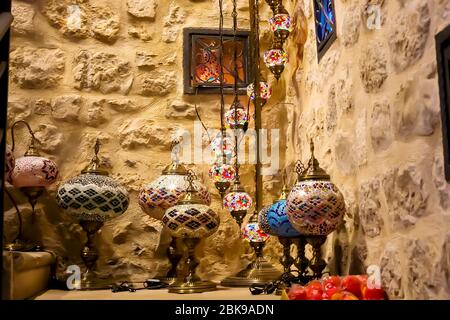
[285,275,386,300]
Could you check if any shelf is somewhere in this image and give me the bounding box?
[34,287,280,300]
[0,12,13,41]
[0,61,7,79]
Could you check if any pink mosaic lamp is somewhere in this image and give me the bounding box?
[286,140,346,278]
[224,98,248,130]
[246,79,272,107]
[264,38,288,80]
[269,5,292,43]
[223,173,253,228]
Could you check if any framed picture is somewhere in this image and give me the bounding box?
[436,24,450,181]
[183,27,251,94]
[313,0,337,62]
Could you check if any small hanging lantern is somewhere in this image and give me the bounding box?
[210,133,234,160]
[224,99,248,130]
[264,38,288,80]
[242,211,270,243]
[223,175,253,228]
[286,140,345,236]
[162,171,220,293]
[9,120,58,212]
[209,156,236,200]
[246,81,272,106]
[269,5,292,43]
[56,139,129,289]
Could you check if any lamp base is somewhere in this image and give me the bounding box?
[159,276,178,285]
[3,239,40,252]
[221,258,281,287]
[76,278,112,291]
[168,279,217,294]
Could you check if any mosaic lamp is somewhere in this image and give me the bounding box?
[223,174,253,228]
[246,80,272,107]
[224,98,248,130]
[209,155,236,200]
[138,140,210,284]
[138,140,210,220]
[162,171,220,294]
[269,5,292,43]
[9,120,59,212]
[5,144,15,183]
[257,205,274,236]
[221,211,281,287]
[264,38,288,80]
[286,140,346,278]
[56,140,129,289]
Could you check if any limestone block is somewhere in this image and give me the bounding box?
[165,100,197,119]
[127,0,157,19]
[11,1,35,35]
[380,242,404,299]
[10,47,65,89]
[112,221,133,245]
[138,72,176,96]
[128,24,153,41]
[341,5,361,47]
[51,95,82,122]
[80,100,108,127]
[89,5,120,42]
[358,180,383,238]
[34,124,64,153]
[382,166,429,230]
[73,50,134,95]
[106,99,143,113]
[370,100,392,153]
[359,40,387,93]
[118,119,171,149]
[334,131,356,175]
[135,50,157,69]
[432,154,450,211]
[161,3,186,43]
[389,2,430,72]
[31,99,52,116]
[7,99,32,125]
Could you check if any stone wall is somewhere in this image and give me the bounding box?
[5,0,450,300]
[283,0,450,299]
[5,0,285,284]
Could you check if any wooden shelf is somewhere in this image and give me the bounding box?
[0,12,13,41]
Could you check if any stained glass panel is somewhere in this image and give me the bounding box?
[313,0,337,61]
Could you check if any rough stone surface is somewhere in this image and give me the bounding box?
[10,47,65,89]
[380,242,404,299]
[341,5,361,47]
[51,95,82,122]
[166,100,197,119]
[128,24,153,41]
[432,154,450,211]
[389,2,430,72]
[73,50,133,94]
[11,1,36,35]
[370,100,392,152]
[138,72,175,96]
[135,50,157,69]
[80,100,108,127]
[382,166,429,230]
[127,0,157,19]
[34,124,64,153]
[334,131,356,175]
[358,180,383,238]
[118,119,171,149]
[359,41,388,93]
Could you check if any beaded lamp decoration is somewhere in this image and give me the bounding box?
[246,80,272,107]
[9,120,59,213]
[209,155,236,200]
[286,139,346,278]
[138,140,211,220]
[224,99,248,130]
[210,133,235,160]
[56,139,129,289]
[269,5,292,43]
[264,38,288,80]
[241,212,270,243]
[257,205,274,236]
[162,171,220,293]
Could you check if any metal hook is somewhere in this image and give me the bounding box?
[10,120,36,153]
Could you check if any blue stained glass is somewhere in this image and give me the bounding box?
[314,0,336,45]
[267,200,301,237]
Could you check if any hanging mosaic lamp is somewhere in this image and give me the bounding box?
[138,157,211,221]
[267,183,301,237]
[5,144,15,183]
[246,80,272,107]
[242,213,270,243]
[223,175,253,228]
[162,171,220,293]
[210,132,235,160]
[269,5,292,43]
[286,140,345,236]
[224,99,248,130]
[9,120,58,210]
[264,39,288,80]
[209,156,236,200]
[257,205,274,236]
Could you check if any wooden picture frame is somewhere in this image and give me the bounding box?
[183,27,251,95]
[313,0,337,62]
[436,24,450,181]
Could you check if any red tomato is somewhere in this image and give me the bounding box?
[323,276,342,288]
[288,284,307,300]
[305,283,323,300]
[341,275,362,298]
[323,282,340,299]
